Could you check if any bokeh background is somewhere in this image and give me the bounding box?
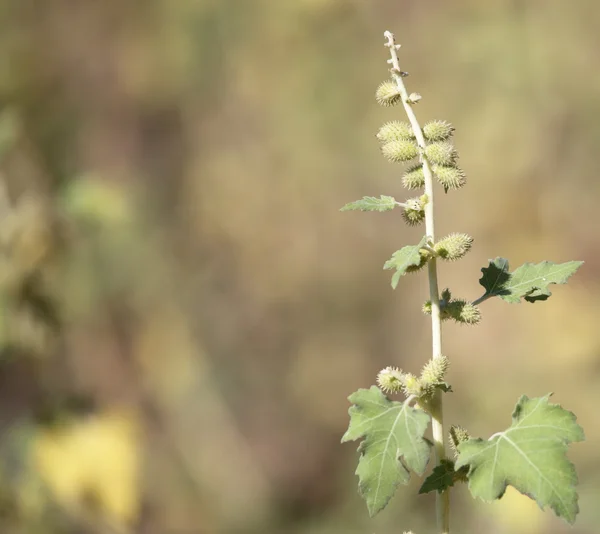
[0,1,598,533]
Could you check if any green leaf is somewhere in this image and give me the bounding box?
[455,395,585,524]
[340,195,397,212]
[419,459,462,494]
[478,258,583,303]
[383,236,429,289]
[342,386,432,516]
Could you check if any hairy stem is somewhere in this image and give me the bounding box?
[384,30,450,534]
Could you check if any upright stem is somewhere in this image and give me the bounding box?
[384,31,450,534]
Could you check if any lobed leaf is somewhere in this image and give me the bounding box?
[478,258,583,303]
[455,395,584,524]
[342,386,432,516]
[341,195,397,212]
[383,236,429,289]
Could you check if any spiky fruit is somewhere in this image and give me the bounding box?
[376,121,414,142]
[402,209,424,226]
[376,80,401,106]
[381,139,419,163]
[425,142,457,166]
[402,164,425,189]
[423,297,481,325]
[402,373,426,397]
[402,197,425,226]
[445,299,482,325]
[433,165,466,191]
[423,120,454,142]
[420,355,449,386]
[376,366,405,393]
[456,302,481,325]
[449,425,471,455]
[434,233,473,261]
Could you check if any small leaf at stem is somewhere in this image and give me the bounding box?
[419,459,465,494]
[478,258,583,303]
[342,386,432,516]
[340,195,397,212]
[455,394,584,524]
[383,236,429,288]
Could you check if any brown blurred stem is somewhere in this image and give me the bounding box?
[384,31,450,534]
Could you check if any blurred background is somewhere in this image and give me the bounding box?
[0,1,598,533]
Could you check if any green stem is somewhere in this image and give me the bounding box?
[422,243,438,255]
[472,293,492,306]
[384,30,450,534]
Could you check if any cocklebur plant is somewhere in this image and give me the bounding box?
[340,31,584,534]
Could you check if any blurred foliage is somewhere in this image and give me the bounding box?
[0,1,598,533]
[32,410,140,528]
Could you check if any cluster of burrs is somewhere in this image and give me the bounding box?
[377,357,472,472]
[374,57,481,325]
[375,91,466,194]
[376,355,450,400]
[423,288,481,325]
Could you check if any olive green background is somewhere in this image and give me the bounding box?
[0,1,599,533]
